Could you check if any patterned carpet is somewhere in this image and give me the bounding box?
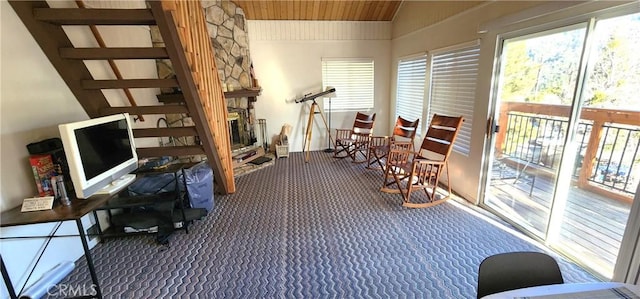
[55,151,598,298]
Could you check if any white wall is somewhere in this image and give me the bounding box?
[1,1,158,297]
[1,1,91,296]
[248,21,392,153]
[389,1,628,203]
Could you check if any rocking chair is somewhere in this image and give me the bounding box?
[381,114,463,208]
[334,112,376,162]
[366,116,420,170]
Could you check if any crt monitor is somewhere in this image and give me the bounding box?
[59,113,138,199]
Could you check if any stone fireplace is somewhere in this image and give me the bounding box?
[204,0,258,150]
[227,107,250,147]
[154,0,259,150]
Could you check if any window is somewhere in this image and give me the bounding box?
[428,42,480,156]
[322,59,374,112]
[396,55,427,133]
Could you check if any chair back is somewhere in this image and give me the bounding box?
[477,252,564,298]
[352,112,376,135]
[392,116,420,143]
[418,114,463,160]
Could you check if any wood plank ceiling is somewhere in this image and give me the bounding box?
[233,1,403,21]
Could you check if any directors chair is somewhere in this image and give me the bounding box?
[334,112,376,162]
[381,114,463,208]
[367,116,420,171]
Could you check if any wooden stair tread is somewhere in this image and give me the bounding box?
[60,47,169,60]
[10,0,236,194]
[157,89,263,104]
[33,8,156,25]
[133,127,198,138]
[101,105,188,115]
[82,78,179,89]
[137,146,204,158]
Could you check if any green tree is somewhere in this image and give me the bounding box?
[500,41,539,102]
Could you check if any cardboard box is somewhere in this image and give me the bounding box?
[30,154,56,197]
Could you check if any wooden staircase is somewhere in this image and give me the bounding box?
[9,0,236,194]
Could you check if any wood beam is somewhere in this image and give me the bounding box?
[33,8,156,25]
[133,127,198,138]
[137,146,204,158]
[82,79,178,89]
[60,47,169,60]
[8,0,110,118]
[100,105,188,115]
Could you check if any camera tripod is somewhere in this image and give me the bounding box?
[302,99,333,162]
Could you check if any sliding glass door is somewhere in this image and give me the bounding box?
[484,13,640,278]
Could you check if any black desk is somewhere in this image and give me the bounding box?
[1,162,200,298]
[1,194,111,299]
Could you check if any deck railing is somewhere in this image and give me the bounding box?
[496,102,640,201]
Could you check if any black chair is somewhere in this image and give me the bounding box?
[477,252,564,298]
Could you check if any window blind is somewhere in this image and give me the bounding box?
[428,43,480,156]
[396,55,427,133]
[322,59,374,112]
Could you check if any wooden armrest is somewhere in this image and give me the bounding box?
[369,136,389,147]
[352,132,371,143]
[389,142,413,152]
[391,140,413,146]
[335,129,352,140]
[414,157,446,165]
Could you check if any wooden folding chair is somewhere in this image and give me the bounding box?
[334,112,376,162]
[366,116,419,171]
[381,114,463,208]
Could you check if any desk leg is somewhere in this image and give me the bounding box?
[76,219,102,299]
[1,255,18,299]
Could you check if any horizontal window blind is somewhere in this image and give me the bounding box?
[396,55,427,133]
[322,59,374,112]
[428,44,480,156]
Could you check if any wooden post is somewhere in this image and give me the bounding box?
[577,120,605,188]
[495,103,510,157]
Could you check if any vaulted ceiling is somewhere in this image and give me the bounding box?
[232,1,488,37]
[234,1,401,21]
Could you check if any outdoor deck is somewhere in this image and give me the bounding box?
[487,162,632,276]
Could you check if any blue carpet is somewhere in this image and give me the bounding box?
[54,151,598,298]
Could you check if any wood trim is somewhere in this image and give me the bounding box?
[581,183,633,204]
[133,127,198,138]
[8,0,110,118]
[33,8,156,25]
[82,78,178,89]
[149,1,235,194]
[224,89,262,99]
[502,102,640,126]
[59,47,169,60]
[100,105,188,115]
[157,89,262,104]
[136,146,204,158]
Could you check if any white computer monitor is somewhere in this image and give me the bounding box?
[58,113,138,199]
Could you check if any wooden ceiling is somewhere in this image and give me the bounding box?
[233,1,404,21]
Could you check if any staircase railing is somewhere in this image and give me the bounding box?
[151,0,235,193]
